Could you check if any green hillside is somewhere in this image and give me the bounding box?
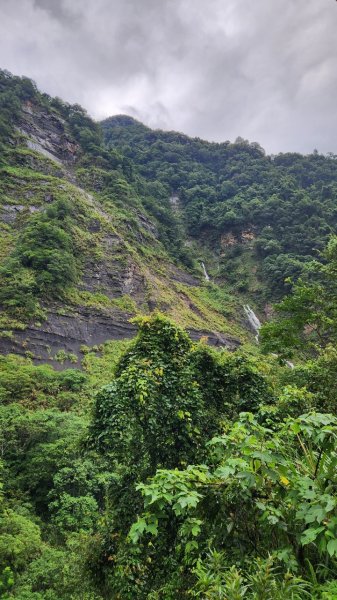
[0,70,247,367]
[1,71,337,599]
[102,115,337,300]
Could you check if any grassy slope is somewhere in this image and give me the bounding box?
[0,94,251,353]
[101,115,337,308]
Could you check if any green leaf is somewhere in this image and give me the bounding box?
[327,538,337,556]
[146,523,158,535]
[129,517,148,543]
[301,526,325,546]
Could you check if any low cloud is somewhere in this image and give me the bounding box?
[1,0,337,153]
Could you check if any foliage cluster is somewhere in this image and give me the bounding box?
[2,71,337,600]
[84,315,337,598]
[261,236,337,359]
[0,198,80,318]
[1,308,337,598]
[103,116,337,297]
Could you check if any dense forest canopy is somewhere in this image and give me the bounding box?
[103,115,337,298]
[1,70,337,599]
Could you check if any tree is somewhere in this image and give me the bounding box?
[260,237,337,358]
[131,412,337,597]
[90,314,205,472]
[89,315,270,598]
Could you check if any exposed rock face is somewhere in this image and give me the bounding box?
[1,204,28,224]
[188,329,240,350]
[2,203,40,216]
[168,265,199,286]
[79,259,147,303]
[18,101,79,164]
[0,307,136,368]
[136,211,158,237]
[0,305,240,369]
[0,98,243,367]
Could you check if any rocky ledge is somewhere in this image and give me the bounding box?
[0,306,240,369]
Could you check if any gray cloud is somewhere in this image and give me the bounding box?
[0,0,337,153]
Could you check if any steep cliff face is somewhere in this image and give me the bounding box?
[0,305,240,369]
[18,99,79,164]
[0,77,246,366]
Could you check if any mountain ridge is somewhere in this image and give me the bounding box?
[2,69,337,367]
[3,70,337,600]
[0,70,247,367]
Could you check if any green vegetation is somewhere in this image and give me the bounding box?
[0,69,247,339]
[0,198,80,317]
[2,313,337,598]
[2,69,337,598]
[261,236,337,358]
[103,116,337,300]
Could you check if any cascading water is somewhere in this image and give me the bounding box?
[169,194,179,208]
[201,262,210,281]
[244,306,295,368]
[244,305,261,343]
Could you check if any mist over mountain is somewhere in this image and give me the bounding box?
[2,0,337,153]
[2,70,337,599]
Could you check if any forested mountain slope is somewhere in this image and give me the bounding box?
[0,70,245,366]
[103,115,337,299]
[3,70,337,600]
[3,69,337,366]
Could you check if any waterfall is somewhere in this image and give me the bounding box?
[201,261,210,281]
[244,306,295,367]
[170,194,179,207]
[169,194,179,209]
[244,305,261,343]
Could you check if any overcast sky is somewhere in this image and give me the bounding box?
[1,0,337,154]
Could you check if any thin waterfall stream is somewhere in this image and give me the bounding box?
[201,261,210,281]
[244,305,295,368]
[244,304,261,343]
